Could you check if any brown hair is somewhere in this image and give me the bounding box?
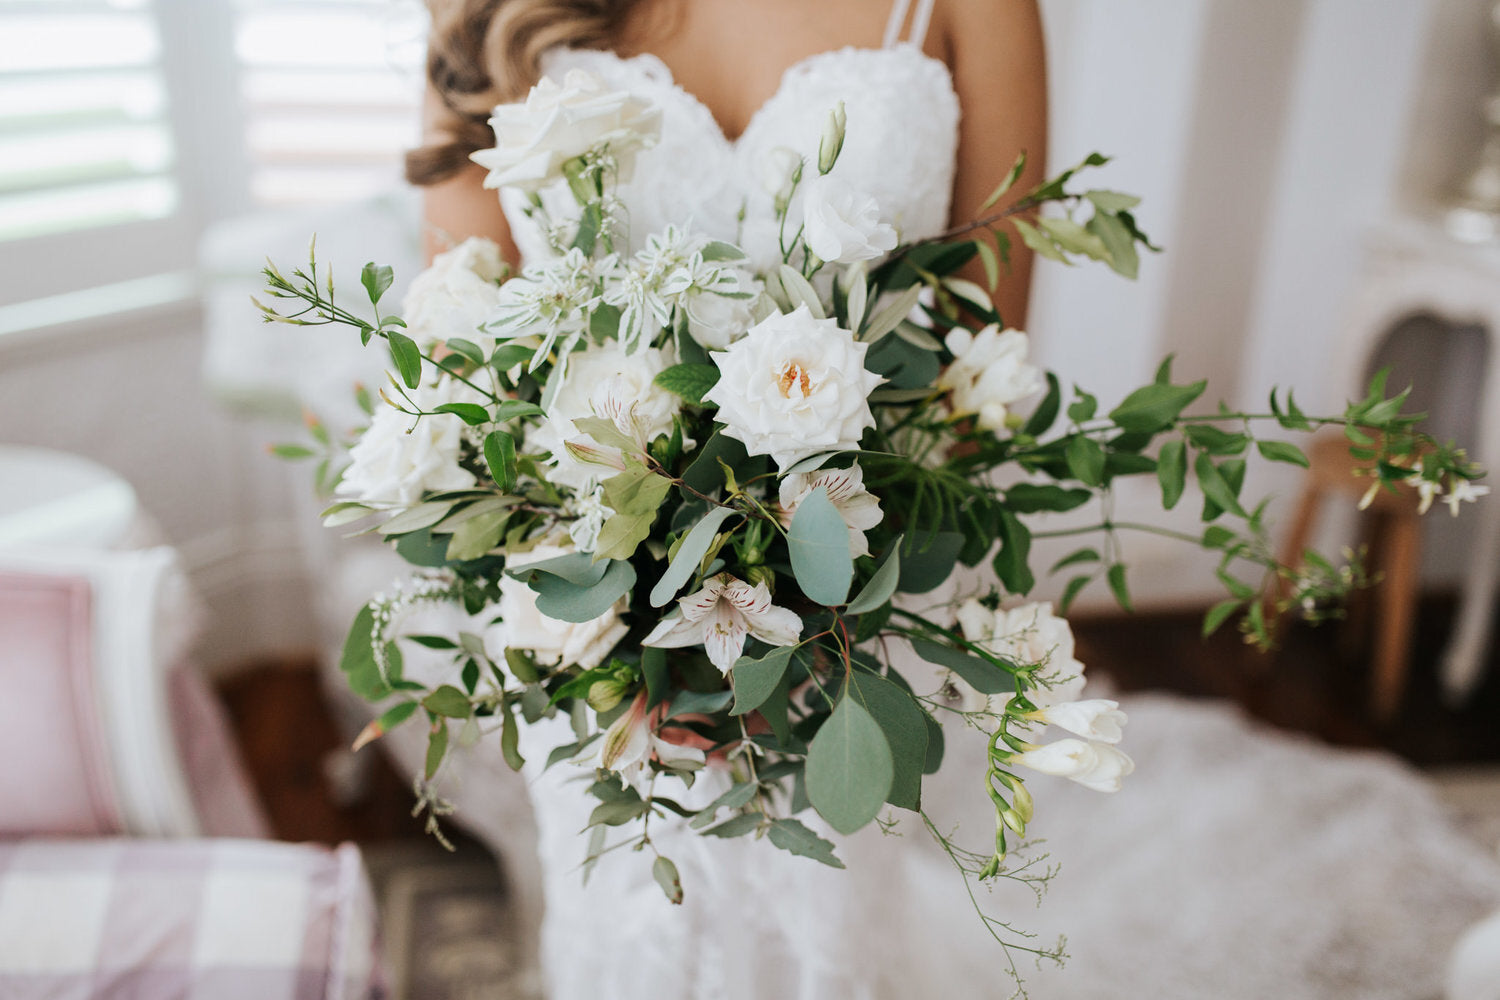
[407,0,646,186]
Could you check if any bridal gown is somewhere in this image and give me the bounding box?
[385,2,1500,996]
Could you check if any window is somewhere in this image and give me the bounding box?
[234,0,426,206]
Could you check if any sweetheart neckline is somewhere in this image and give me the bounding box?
[553,43,958,149]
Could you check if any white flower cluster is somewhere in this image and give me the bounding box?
[954,600,1134,793]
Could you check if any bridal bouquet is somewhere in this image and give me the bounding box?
[260,70,1484,930]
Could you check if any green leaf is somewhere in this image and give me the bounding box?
[531,558,637,624]
[405,634,458,650]
[587,798,650,827]
[571,415,638,455]
[848,671,928,811]
[443,337,485,365]
[422,685,472,719]
[1085,189,1142,213]
[1108,381,1207,433]
[500,696,524,770]
[360,262,393,304]
[666,688,734,719]
[1059,573,1091,614]
[1087,212,1139,279]
[378,500,456,536]
[654,363,721,404]
[896,531,965,594]
[910,638,1014,695]
[270,443,315,460]
[979,152,1027,211]
[975,238,1001,291]
[1186,424,1250,455]
[700,240,746,262]
[1040,216,1109,261]
[1012,217,1068,263]
[788,486,853,605]
[694,782,760,826]
[445,505,510,561]
[572,200,602,254]
[993,509,1034,595]
[494,399,544,422]
[1203,598,1242,637]
[777,264,826,318]
[1107,562,1133,613]
[767,818,845,869]
[387,331,422,389]
[1256,440,1310,468]
[1050,547,1101,573]
[702,813,763,838]
[652,856,683,904]
[642,646,669,710]
[1004,483,1092,514]
[1067,389,1098,423]
[1065,435,1107,486]
[805,696,893,834]
[1201,525,1236,549]
[425,720,448,779]
[651,506,736,607]
[861,284,923,344]
[483,430,518,493]
[340,605,390,700]
[433,402,491,426]
[1022,372,1062,437]
[846,540,902,615]
[1157,439,1187,509]
[1194,452,1247,518]
[595,462,673,561]
[730,645,796,716]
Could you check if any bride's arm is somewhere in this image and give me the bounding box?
[417,86,519,266]
[941,0,1048,329]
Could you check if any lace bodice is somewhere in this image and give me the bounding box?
[500,43,960,272]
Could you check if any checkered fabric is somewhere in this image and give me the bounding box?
[0,838,384,999]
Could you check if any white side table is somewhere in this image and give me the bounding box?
[1335,218,1500,702]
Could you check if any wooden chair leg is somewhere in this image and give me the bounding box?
[1371,509,1421,721]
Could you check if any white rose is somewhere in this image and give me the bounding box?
[471,69,662,193]
[939,326,1042,433]
[336,378,481,506]
[484,544,628,670]
[778,462,883,557]
[953,600,1087,712]
[684,268,761,349]
[703,305,883,472]
[801,174,898,264]
[1013,738,1134,793]
[529,340,680,491]
[402,237,508,345]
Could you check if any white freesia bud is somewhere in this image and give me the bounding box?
[817,101,847,174]
[643,573,802,674]
[939,325,1042,433]
[1033,699,1127,743]
[337,378,481,505]
[703,305,884,472]
[471,69,662,193]
[1014,738,1135,793]
[801,174,898,264]
[401,237,508,344]
[483,544,628,671]
[778,463,883,557]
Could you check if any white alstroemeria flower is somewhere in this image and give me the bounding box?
[583,692,705,788]
[1013,738,1135,793]
[402,237,508,345]
[1031,699,1127,744]
[801,173,897,264]
[337,377,483,506]
[643,573,802,674]
[528,340,680,491]
[1444,477,1489,516]
[778,463,883,557]
[483,544,628,671]
[938,325,1042,433]
[471,69,661,193]
[1405,471,1442,515]
[704,306,884,472]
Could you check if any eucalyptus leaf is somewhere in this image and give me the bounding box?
[767,818,845,869]
[909,638,1014,695]
[805,696,893,834]
[378,501,455,536]
[847,541,902,615]
[652,856,684,904]
[730,645,796,716]
[651,506,737,606]
[532,558,637,623]
[847,671,928,811]
[788,486,853,605]
[422,685,472,719]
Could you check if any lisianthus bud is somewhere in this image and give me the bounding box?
[587,678,629,713]
[818,101,847,174]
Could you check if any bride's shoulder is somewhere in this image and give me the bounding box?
[932,0,1045,70]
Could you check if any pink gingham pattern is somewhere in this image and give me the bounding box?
[0,838,384,999]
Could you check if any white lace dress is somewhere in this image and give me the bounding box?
[400,5,1500,996]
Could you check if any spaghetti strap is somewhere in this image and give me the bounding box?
[882,0,913,49]
[883,0,936,50]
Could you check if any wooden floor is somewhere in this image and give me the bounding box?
[217,595,1500,844]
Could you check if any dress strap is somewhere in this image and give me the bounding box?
[882,0,936,49]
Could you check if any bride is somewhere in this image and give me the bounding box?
[393,1,1500,997]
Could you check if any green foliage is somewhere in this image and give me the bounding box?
[788,487,853,605]
[805,696,893,835]
[654,363,721,404]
